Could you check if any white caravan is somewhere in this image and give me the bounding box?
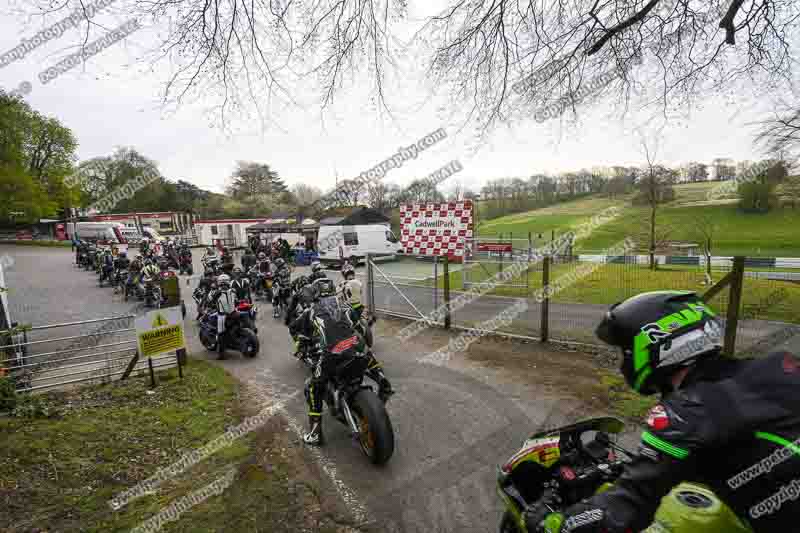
[317,224,402,265]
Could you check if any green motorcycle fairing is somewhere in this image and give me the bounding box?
[497,417,754,533]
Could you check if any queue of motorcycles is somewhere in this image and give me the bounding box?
[75,243,179,309]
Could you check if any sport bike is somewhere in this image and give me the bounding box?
[496,417,752,533]
[309,309,395,465]
[198,309,260,359]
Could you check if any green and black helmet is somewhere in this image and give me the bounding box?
[595,291,723,395]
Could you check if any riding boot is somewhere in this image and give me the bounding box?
[216,333,226,359]
[303,416,325,446]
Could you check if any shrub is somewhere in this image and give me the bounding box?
[0,374,17,412]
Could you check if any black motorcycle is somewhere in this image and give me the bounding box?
[178,252,194,275]
[312,316,395,465]
[112,269,129,293]
[198,310,260,359]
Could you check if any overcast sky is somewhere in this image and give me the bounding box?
[0,1,780,195]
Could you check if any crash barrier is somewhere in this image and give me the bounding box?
[366,253,800,357]
[0,314,179,393]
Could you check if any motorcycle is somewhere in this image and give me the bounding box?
[142,275,169,308]
[198,309,260,358]
[235,299,258,334]
[178,252,194,275]
[112,269,129,293]
[311,318,395,465]
[123,271,143,301]
[496,417,752,533]
[84,249,97,270]
[98,259,115,287]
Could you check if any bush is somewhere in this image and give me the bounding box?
[738,182,777,212]
[11,394,53,419]
[0,375,17,412]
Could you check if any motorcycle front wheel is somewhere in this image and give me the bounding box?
[351,389,395,465]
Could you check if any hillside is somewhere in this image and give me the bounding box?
[476,182,800,257]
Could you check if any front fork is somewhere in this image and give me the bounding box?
[340,395,361,438]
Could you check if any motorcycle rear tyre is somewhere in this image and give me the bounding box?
[351,389,395,465]
[239,328,260,358]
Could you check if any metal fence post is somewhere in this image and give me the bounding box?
[723,256,745,357]
[366,253,375,316]
[541,255,550,343]
[433,255,439,314]
[443,255,451,329]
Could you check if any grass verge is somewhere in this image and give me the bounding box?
[0,359,352,533]
[0,240,72,247]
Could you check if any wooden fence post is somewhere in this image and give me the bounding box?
[723,256,745,357]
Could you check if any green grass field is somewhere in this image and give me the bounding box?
[472,183,800,256]
[441,260,800,324]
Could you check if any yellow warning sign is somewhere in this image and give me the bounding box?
[135,306,186,358]
[138,324,184,357]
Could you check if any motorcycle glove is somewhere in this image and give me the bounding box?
[542,513,564,533]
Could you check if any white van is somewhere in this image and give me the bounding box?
[317,224,402,265]
[68,222,129,247]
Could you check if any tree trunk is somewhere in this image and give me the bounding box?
[649,204,656,270]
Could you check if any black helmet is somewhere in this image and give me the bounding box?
[341,264,355,279]
[274,258,286,269]
[595,291,722,395]
[313,277,336,299]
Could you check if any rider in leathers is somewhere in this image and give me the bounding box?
[301,278,393,446]
[530,291,800,533]
[231,267,252,303]
[205,274,236,358]
[272,258,291,316]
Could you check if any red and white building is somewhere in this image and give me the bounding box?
[89,211,197,234]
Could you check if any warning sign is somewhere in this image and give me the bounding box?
[135,306,186,358]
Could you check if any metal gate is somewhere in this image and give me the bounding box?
[1,315,177,393]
